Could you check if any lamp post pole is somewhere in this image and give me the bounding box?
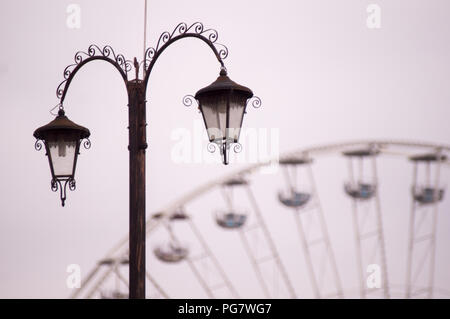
[33,22,259,299]
[127,62,147,298]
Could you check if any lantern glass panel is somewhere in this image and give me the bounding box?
[48,137,78,177]
[226,92,248,142]
[200,93,228,142]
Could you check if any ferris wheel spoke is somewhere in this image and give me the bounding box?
[343,147,390,299]
[406,152,445,299]
[372,156,390,299]
[145,271,169,298]
[85,260,123,299]
[244,184,297,298]
[306,163,344,298]
[186,217,240,298]
[238,228,272,298]
[278,157,343,298]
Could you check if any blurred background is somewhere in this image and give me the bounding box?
[0,0,449,298]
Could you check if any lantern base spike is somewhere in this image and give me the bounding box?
[220,142,230,165]
[50,178,76,207]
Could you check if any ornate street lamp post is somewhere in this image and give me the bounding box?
[33,22,259,299]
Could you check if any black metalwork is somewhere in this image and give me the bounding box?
[182,95,198,108]
[247,96,262,109]
[54,22,230,109]
[82,138,91,150]
[34,109,90,206]
[142,22,228,86]
[36,21,256,300]
[233,143,243,153]
[56,45,131,103]
[51,178,76,207]
[207,143,217,153]
[35,139,44,152]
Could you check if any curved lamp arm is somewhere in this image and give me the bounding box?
[55,23,228,106]
[142,22,228,93]
[56,45,131,104]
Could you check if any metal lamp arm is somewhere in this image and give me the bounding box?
[55,23,228,105]
[142,22,228,92]
[56,45,131,104]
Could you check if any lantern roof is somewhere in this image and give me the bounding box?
[33,109,90,140]
[195,69,253,99]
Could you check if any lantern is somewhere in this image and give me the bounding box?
[33,109,90,206]
[195,68,253,164]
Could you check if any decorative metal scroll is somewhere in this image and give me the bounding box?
[143,22,229,71]
[56,45,132,100]
[247,96,261,109]
[51,178,76,207]
[55,23,229,105]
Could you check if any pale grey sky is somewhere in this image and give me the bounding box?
[0,0,449,298]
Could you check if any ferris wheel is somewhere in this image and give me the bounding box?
[70,140,450,299]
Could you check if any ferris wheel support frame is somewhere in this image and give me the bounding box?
[306,162,344,297]
[346,154,390,298]
[371,157,390,298]
[281,161,344,298]
[405,154,443,298]
[185,218,240,298]
[219,181,297,298]
[73,140,450,299]
[244,184,298,298]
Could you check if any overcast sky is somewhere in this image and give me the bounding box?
[0,0,450,298]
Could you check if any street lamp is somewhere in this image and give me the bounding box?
[32,22,259,299]
[195,67,253,165]
[33,109,90,207]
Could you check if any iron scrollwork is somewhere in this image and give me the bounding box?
[207,140,242,162]
[142,22,228,73]
[56,45,132,102]
[233,143,243,153]
[247,96,261,109]
[82,138,91,150]
[207,142,217,153]
[47,22,233,203]
[35,139,44,152]
[51,178,76,207]
[182,95,198,108]
[54,22,229,105]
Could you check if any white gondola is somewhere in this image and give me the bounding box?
[412,186,444,204]
[154,242,188,263]
[215,211,247,229]
[278,191,311,208]
[277,156,313,209]
[344,182,376,200]
[343,148,378,201]
[409,153,447,205]
[216,177,248,229]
